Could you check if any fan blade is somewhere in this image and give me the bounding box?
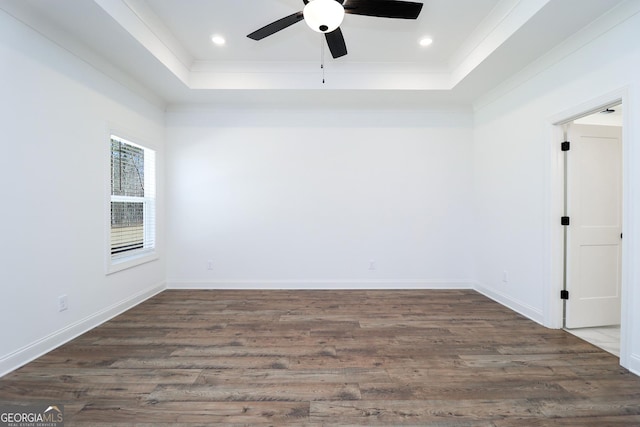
[325,27,348,58]
[343,0,423,19]
[247,12,304,40]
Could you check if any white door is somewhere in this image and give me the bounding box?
[565,124,622,329]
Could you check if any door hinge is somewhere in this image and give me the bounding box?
[560,290,569,300]
[561,141,570,151]
[561,216,570,226]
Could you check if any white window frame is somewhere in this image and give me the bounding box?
[106,133,157,274]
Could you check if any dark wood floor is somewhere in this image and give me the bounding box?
[1,290,640,426]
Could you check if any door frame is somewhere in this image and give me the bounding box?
[547,87,631,367]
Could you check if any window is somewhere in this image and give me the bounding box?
[109,135,156,269]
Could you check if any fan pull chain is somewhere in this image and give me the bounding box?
[321,35,325,84]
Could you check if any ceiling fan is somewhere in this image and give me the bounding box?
[247,0,424,59]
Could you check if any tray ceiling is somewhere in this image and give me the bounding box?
[1,0,627,107]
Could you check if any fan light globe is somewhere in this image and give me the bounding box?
[303,0,345,33]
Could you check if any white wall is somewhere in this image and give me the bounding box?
[166,109,474,289]
[473,5,640,374]
[0,10,166,375]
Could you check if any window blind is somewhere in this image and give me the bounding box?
[110,136,156,261]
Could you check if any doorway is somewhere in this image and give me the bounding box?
[560,104,623,357]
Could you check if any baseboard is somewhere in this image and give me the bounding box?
[473,282,545,325]
[167,279,475,290]
[627,353,640,377]
[0,282,166,378]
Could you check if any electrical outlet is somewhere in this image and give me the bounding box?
[368,260,376,271]
[502,270,509,283]
[207,260,214,270]
[58,295,68,312]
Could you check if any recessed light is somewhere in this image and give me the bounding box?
[419,37,433,47]
[211,35,226,46]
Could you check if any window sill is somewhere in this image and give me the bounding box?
[107,250,158,275]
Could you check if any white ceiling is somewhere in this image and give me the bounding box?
[574,104,623,127]
[1,0,627,108]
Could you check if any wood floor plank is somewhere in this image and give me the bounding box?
[537,394,640,417]
[170,344,337,358]
[71,400,310,425]
[309,399,544,425]
[109,356,292,370]
[0,368,201,385]
[148,383,362,402]
[1,289,639,425]
[498,416,640,426]
[194,367,390,385]
[0,380,156,401]
[359,378,573,400]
